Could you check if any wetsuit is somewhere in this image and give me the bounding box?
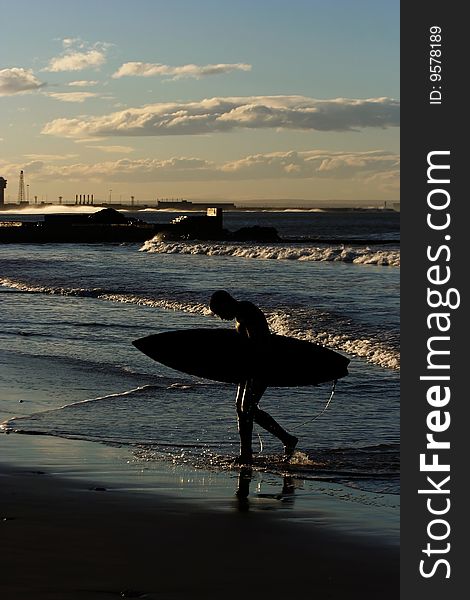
[234,301,294,462]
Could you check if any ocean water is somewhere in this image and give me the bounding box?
[0,210,400,501]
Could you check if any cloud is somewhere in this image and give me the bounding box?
[74,137,107,144]
[86,145,135,154]
[0,68,45,96]
[2,150,399,187]
[46,50,106,72]
[42,95,400,138]
[68,80,100,87]
[23,153,79,161]
[47,91,102,103]
[221,150,400,181]
[62,38,81,49]
[44,38,109,72]
[112,61,252,80]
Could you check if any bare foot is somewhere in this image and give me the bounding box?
[233,454,253,466]
[284,435,298,459]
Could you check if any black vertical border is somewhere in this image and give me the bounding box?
[401,3,467,598]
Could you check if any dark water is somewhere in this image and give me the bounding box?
[1,210,399,497]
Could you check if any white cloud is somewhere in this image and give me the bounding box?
[0,68,45,96]
[61,38,82,49]
[47,91,102,103]
[42,95,400,138]
[86,145,135,154]
[46,50,106,72]
[44,39,109,72]
[74,137,106,144]
[68,80,100,87]
[2,150,399,187]
[221,150,400,181]
[23,153,79,161]
[112,61,252,80]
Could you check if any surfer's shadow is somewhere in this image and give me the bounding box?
[235,467,300,511]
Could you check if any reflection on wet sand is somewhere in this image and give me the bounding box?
[235,466,297,511]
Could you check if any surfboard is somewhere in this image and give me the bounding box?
[132,329,349,387]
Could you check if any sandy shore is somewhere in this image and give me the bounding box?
[0,433,399,600]
[1,466,398,600]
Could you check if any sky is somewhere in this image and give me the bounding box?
[0,0,399,207]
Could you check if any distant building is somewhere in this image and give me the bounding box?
[0,177,6,209]
[157,199,193,209]
[157,199,236,210]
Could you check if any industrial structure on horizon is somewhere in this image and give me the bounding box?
[0,174,29,210]
[0,177,6,210]
[17,170,25,203]
[156,199,236,210]
[0,170,400,212]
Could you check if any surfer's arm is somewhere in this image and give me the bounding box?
[235,302,269,339]
[235,320,249,337]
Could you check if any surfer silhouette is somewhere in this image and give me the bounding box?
[209,290,298,464]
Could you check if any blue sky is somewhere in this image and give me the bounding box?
[0,0,399,205]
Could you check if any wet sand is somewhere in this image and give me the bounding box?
[0,434,398,600]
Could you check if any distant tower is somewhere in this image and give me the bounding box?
[17,170,25,203]
[0,176,7,209]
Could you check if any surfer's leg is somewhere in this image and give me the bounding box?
[235,382,255,464]
[253,407,298,453]
[251,383,298,456]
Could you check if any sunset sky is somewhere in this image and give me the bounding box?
[0,0,399,206]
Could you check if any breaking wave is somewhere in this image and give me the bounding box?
[139,240,400,267]
[0,277,399,370]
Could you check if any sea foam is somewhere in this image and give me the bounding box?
[0,276,399,370]
[140,240,400,267]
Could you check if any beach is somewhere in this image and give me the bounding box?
[1,433,399,600]
[0,0,404,593]
[1,209,400,597]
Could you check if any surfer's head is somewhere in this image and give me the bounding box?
[209,290,238,320]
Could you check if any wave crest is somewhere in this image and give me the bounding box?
[140,240,400,266]
[1,279,399,370]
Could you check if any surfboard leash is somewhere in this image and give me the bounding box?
[254,380,337,455]
[290,380,337,432]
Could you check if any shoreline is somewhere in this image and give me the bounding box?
[1,432,399,599]
[1,204,399,213]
